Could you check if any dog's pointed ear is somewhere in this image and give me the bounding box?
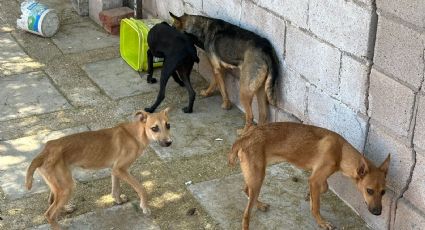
[170,12,183,28]
[357,156,369,179]
[162,107,170,116]
[134,110,149,122]
[169,12,180,21]
[379,154,391,177]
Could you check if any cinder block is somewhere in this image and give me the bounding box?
[203,0,242,26]
[141,0,156,16]
[309,0,374,58]
[364,123,414,194]
[71,0,89,16]
[394,198,425,230]
[276,67,307,119]
[252,0,308,28]
[414,95,425,149]
[102,23,119,35]
[240,0,285,61]
[368,69,415,137]
[286,26,341,95]
[329,172,395,230]
[99,7,133,26]
[376,0,425,28]
[183,0,203,14]
[339,55,369,113]
[89,0,123,25]
[276,109,301,123]
[374,16,424,89]
[307,86,368,151]
[404,150,425,212]
[156,0,184,20]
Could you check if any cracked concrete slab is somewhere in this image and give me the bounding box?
[52,21,118,54]
[82,57,204,99]
[0,126,110,200]
[189,163,369,230]
[31,202,160,230]
[0,71,70,122]
[151,95,244,160]
[0,33,43,76]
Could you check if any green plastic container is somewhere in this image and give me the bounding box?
[120,18,163,71]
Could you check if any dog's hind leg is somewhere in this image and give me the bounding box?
[256,86,268,125]
[42,166,74,229]
[243,183,269,211]
[177,61,196,113]
[172,72,185,87]
[214,67,232,110]
[240,158,266,230]
[146,49,157,84]
[239,89,254,134]
[48,191,54,205]
[145,61,176,113]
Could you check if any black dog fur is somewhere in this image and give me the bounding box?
[144,22,199,113]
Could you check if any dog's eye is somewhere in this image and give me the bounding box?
[381,190,386,196]
[151,126,159,132]
[166,123,170,129]
[367,188,374,195]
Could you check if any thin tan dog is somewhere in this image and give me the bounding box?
[228,122,390,230]
[25,108,172,229]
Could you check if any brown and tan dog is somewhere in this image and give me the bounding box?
[25,108,172,229]
[228,122,390,230]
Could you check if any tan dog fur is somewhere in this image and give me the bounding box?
[25,108,172,229]
[228,122,390,230]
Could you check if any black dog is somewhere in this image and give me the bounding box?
[144,22,199,113]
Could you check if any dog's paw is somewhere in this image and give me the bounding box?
[200,89,212,97]
[64,203,76,213]
[257,202,270,212]
[147,77,157,84]
[144,107,155,113]
[182,106,193,113]
[319,221,335,230]
[221,100,232,110]
[114,194,128,205]
[142,207,152,216]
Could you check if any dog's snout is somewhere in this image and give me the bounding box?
[369,207,382,216]
[159,139,172,147]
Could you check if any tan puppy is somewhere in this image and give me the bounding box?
[228,122,390,230]
[25,108,172,229]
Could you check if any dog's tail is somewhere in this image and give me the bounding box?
[228,144,240,167]
[265,43,280,106]
[25,151,45,190]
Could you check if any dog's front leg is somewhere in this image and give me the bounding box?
[309,174,334,229]
[111,175,128,204]
[113,168,151,215]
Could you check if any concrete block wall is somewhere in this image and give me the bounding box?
[141,0,425,229]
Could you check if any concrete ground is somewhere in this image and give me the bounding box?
[0,1,369,229]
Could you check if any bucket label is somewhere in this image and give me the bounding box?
[26,2,48,33]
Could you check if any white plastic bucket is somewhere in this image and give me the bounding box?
[17,0,59,37]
